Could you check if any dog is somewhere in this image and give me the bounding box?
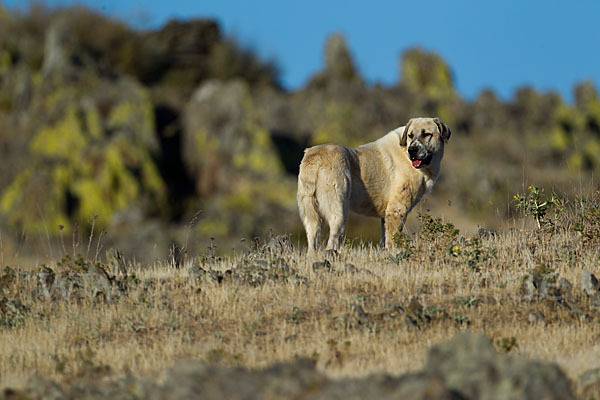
[297,117,451,253]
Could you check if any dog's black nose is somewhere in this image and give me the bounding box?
[408,145,419,156]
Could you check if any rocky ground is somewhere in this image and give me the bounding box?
[3,332,593,400]
[1,211,600,399]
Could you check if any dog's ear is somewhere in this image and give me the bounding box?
[400,119,414,147]
[434,118,451,142]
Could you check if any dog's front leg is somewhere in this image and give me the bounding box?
[384,207,407,249]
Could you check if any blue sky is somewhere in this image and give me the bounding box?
[3,0,599,102]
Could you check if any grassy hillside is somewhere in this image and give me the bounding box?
[1,189,599,398]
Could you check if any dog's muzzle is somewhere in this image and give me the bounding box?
[408,141,431,169]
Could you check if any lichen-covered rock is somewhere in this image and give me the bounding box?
[400,47,454,100]
[0,75,166,234]
[183,80,284,193]
[182,79,296,239]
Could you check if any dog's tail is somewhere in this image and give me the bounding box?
[297,149,322,225]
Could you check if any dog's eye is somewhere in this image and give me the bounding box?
[408,133,414,139]
[422,132,432,138]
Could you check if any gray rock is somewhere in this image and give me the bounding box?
[312,260,332,273]
[344,263,358,274]
[22,375,67,400]
[558,277,573,293]
[315,372,461,400]
[324,33,360,83]
[577,368,600,400]
[41,16,73,78]
[581,269,600,297]
[424,332,575,400]
[1,333,577,400]
[528,310,545,325]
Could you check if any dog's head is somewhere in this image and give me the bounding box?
[400,117,451,169]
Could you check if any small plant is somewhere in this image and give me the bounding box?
[285,306,306,324]
[573,192,600,242]
[242,320,258,334]
[514,185,563,229]
[497,336,518,353]
[417,213,460,245]
[76,346,110,376]
[424,305,445,318]
[449,238,496,272]
[453,312,470,326]
[0,295,28,328]
[389,232,414,264]
[52,353,69,374]
[205,348,243,365]
[311,350,320,362]
[454,295,479,307]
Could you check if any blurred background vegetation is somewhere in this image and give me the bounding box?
[1,4,599,261]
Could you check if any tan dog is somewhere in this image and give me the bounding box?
[297,117,451,253]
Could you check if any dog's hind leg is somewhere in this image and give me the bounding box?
[324,204,348,250]
[304,214,323,255]
[298,193,323,255]
[319,174,350,251]
[298,153,324,255]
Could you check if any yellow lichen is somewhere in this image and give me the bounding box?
[0,50,11,75]
[30,106,88,159]
[0,169,32,217]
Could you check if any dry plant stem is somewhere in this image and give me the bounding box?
[94,228,106,262]
[86,217,96,259]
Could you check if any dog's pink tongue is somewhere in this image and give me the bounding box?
[412,160,422,168]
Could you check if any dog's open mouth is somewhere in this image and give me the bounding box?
[410,154,432,169]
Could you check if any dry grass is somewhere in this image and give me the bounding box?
[1,204,600,392]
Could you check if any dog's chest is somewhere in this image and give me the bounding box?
[394,171,437,211]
